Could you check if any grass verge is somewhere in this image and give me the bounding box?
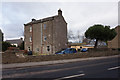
[2,50,120,64]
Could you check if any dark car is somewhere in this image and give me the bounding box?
[55,48,77,54]
[28,51,32,55]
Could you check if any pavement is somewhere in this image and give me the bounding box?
[2,55,120,69]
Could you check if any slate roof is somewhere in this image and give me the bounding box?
[6,39,23,45]
[24,15,58,26]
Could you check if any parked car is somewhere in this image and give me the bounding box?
[55,48,66,54]
[28,51,32,55]
[55,50,65,54]
[55,48,77,54]
[81,48,88,52]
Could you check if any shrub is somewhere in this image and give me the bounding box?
[2,41,11,51]
[118,48,120,51]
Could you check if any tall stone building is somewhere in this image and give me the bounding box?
[24,9,68,54]
[108,26,120,48]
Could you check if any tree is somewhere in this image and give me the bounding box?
[11,45,16,47]
[76,30,81,43]
[85,24,117,48]
[76,30,84,43]
[2,41,11,51]
[67,29,75,40]
[19,41,24,50]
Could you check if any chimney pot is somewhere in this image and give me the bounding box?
[32,18,36,22]
[58,9,62,16]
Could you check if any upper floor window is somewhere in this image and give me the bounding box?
[44,36,47,41]
[43,24,46,29]
[30,26,32,32]
[29,37,32,42]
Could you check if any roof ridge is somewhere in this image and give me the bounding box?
[24,15,58,26]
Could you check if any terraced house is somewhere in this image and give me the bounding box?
[24,9,68,54]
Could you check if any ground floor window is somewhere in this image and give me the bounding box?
[36,48,39,52]
[28,47,31,51]
[47,46,50,51]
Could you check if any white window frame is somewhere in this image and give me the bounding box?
[29,37,32,42]
[43,24,46,29]
[30,26,32,32]
[47,46,50,52]
[44,36,47,41]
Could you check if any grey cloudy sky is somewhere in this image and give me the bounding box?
[0,1,119,40]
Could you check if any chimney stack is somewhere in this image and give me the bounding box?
[32,18,36,22]
[58,9,62,16]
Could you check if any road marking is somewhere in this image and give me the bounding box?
[108,66,120,70]
[78,71,84,73]
[54,74,85,80]
[3,61,117,78]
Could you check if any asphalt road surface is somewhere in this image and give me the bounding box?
[2,55,120,80]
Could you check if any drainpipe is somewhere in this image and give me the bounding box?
[32,24,33,51]
[41,21,43,54]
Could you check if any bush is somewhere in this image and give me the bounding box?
[112,48,116,50]
[19,41,24,50]
[24,50,28,54]
[118,48,120,51]
[2,41,11,51]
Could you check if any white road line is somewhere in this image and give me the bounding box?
[108,66,120,70]
[54,74,85,80]
[78,71,84,73]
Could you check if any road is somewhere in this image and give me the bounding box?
[2,55,120,80]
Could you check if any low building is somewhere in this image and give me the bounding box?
[68,43,94,51]
[6,38,23,47]
[108,26,120,48]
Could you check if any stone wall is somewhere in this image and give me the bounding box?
[108,26,120,48]
[53,15,67,53]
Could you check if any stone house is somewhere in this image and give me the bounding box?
[24,9,68,54]
[108,26,120,48]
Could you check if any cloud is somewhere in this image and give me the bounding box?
[61,2,118,35]
[1,2,118,40]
